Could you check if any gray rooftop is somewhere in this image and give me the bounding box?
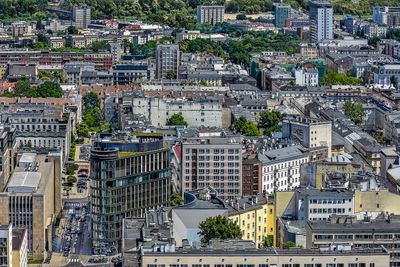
[258,145,307,163]
[7,172,41,193]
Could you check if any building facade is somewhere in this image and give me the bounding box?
[0,152,62,260]
[155,44,180,80]
[306,215,400,267]
[274,4,291,27]
[141,248,390,267]
[72,5,91,29]
[282,117,332,156]
[90,133,171,251]
[309,1,333,42]
[258,145,309,194]
[181,134,242,199]
[196,6,225,25]
[242,157,262,196]
[227,194,275,247]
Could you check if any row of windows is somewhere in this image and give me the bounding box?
[309,208,351,214]
[309,199,351,204]
[148,264,373,267]
[185,149,240,154]
[263,159,307,172]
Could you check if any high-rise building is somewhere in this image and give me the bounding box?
[0,224,12,267]
[196,6,225,25]
[274,4,291,27]
[155,44,180,80]
[90,132,171,251]
[0,151,62,260]
[309,0,333,42]
[72,5,91,29]
[181,132,242,199]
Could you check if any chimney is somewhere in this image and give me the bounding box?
[242,203,246,210]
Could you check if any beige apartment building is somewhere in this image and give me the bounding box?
[0,151,62,260]
[141,248,390,267]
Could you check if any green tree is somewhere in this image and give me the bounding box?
[167,114,188,127]
[90,41,109,52]
[170,193,184,206]
[83,92,100,111]
[283,241,296,249]
[85,107,103,127]
[259,111,284,136]
[233,117,260,136]
[264,235,274,247]
[13,78,36,97]
[344,101,365,127]
[76,123,90,138]
[321,72,363,86]
[67,175,77,184]
[241,120,260,136]
[198,215,242,244]
[99,121,111,133]
[37,81,63,98]
[166,69,176,79]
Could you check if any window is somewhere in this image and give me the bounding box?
[348,264,357,267]
[259,265,268,267]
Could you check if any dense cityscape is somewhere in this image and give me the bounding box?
[0,0,400,266]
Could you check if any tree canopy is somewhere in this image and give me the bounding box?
[321,72,363,86]
[76,123,90,138]
[233,117,260,136]
[170,193,184,206]
[344,101,365,127]
[198,215,242,243]
[7,79,63,98]
[167,114,188,127]
[259,111,284,136]
[37,81,63,98]
[83,92,100,111]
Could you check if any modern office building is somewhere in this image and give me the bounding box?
[196,6,225,25]
[72,5,91,29]
[0,151,62,260]
[274,4,291,27]
[90,132,171,251]
[141,247,390,267]
[181,133,242,199]
[282,116,332,156]
[155,44,180,80]
[309,0,333,42]
[306,214,400,267]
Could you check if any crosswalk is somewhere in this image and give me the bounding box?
[68,258,80,263]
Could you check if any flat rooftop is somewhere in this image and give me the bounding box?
[143,248,388,257]
[5,153,54,195]
[7,172,41,193]
[258,145,307,163]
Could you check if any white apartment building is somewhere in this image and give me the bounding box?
[296,188,355,226]
[258,145,309,194]
[295,68,319,86]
